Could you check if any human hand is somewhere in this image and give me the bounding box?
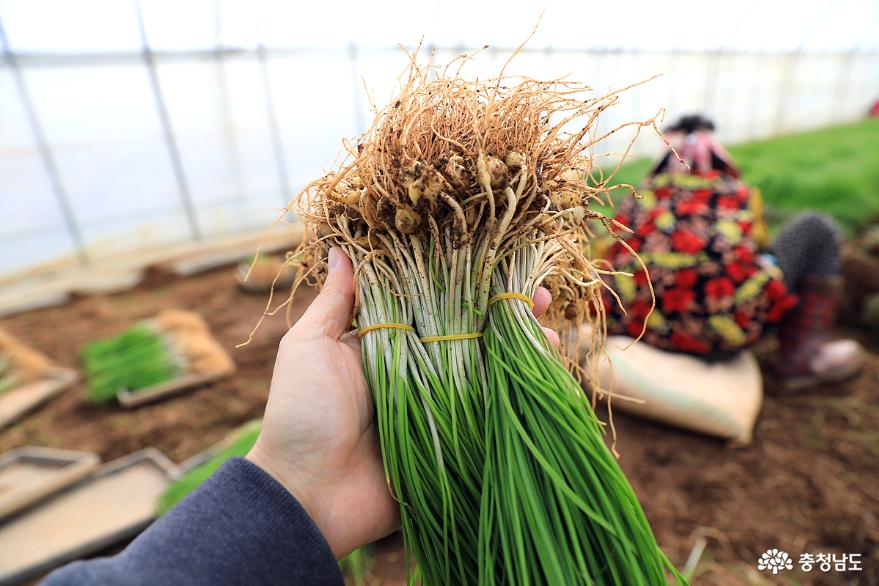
[247,247,556,559]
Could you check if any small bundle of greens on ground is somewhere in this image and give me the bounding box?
[284,49,683,585]
[156,420,263,515]
[81,325,180,403]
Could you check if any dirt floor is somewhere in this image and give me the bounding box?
[1,265,876,585]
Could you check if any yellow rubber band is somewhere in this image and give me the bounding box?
[419,332,483,343]
[357,323,481,343]
[357,323,415,337]
[488,292,535,309]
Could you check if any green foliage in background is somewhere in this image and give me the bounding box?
[156,420,372,582]
[604,119,879,234]
[156,420,262,516]
[81,325,179,404]
[339,545,373,586]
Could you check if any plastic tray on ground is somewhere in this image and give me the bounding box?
[108,310,235,409]
[0,447,100,522]
[116,372,225,408]
[0,448,177,585]
[0,368,78,431]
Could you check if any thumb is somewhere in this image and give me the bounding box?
[295,247,355,339]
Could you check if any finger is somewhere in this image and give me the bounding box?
[340,329,363,357]
[542,326,560,348]
[294,247,355,339]
[533,286,551,319]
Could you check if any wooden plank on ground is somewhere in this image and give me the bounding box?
[116,372,223,408]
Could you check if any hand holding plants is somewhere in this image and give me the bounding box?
[247,247,395,559]
[247,246,557,558]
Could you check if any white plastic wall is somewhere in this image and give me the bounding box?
[1,0,878,276]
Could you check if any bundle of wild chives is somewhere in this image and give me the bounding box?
[352,232,485,584]
[82,325,179,404]
[480,248,681,584]
[281,49,683,585]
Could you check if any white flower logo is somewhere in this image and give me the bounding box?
[758,549,793,574]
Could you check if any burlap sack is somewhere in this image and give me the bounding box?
[590,335,763,444]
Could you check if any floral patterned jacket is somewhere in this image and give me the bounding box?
[604,172,797,357]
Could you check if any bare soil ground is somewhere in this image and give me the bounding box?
[1,266,876,585]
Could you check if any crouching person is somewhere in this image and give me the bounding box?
[604,115,862,389]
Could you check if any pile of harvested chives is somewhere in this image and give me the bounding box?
[81,325,179,403]
[281,49,684,585]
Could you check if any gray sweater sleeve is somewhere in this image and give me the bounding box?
[43,457,344,586]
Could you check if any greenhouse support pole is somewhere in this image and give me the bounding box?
[0,17,89,265]
[133,0,202,241]
[256,43,292,206]
[211,0,245,184]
